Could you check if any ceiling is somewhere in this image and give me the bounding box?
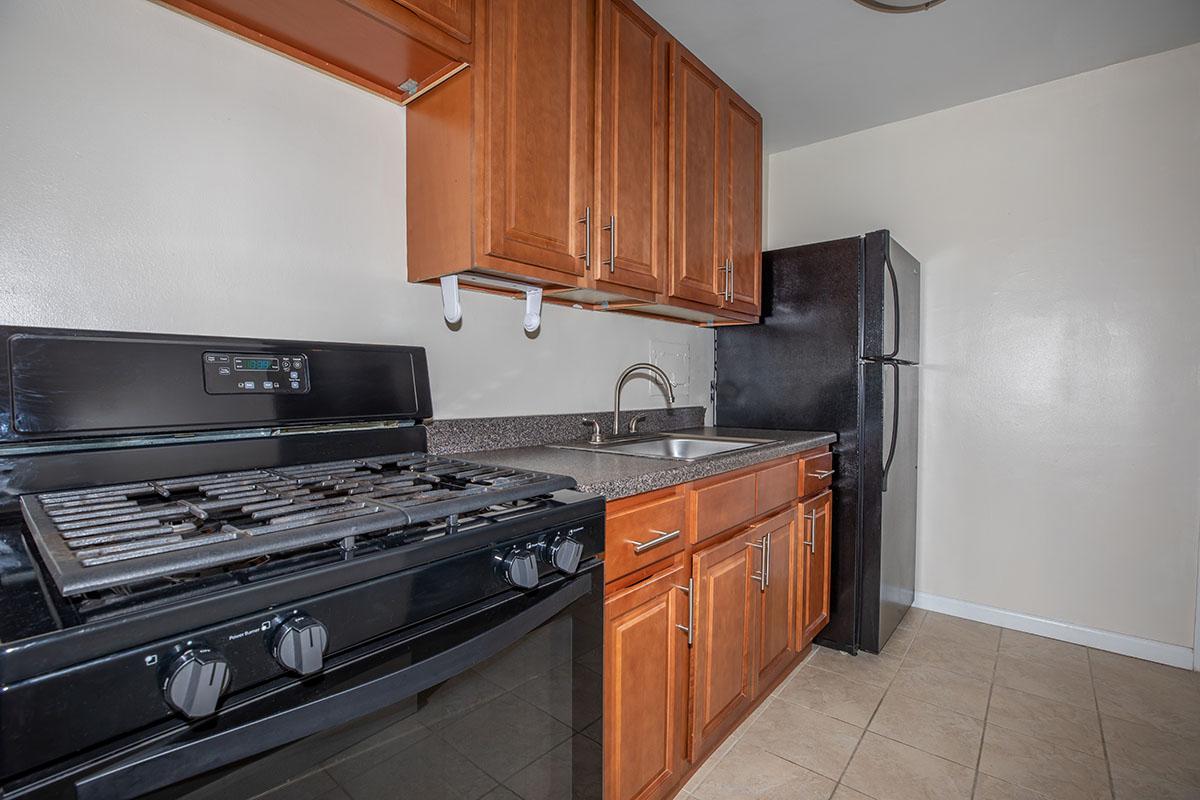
[639,0,1200,154]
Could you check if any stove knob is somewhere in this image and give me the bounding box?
[163,647,231,719]
[498,549,540,589]
[273,615,329,676]
[541,535,584,574]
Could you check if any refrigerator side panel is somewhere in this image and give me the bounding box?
[889,237,921,363]
[716,237,863,431]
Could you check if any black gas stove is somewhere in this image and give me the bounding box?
[0,327,605,800]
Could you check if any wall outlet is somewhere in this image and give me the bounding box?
[649,340,690,402]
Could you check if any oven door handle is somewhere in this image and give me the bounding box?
[74,574,593,800]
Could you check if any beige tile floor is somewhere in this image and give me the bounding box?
[678,609,1200,800]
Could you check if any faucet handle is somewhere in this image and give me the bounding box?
[628,414,648,434]
[581,418,604,445]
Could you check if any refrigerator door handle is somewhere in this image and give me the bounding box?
[882,361,900,492]
[883,247,901,360]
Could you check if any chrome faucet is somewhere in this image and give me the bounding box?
[613,363,675,436]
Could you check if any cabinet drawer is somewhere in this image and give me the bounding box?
[606,492,687,581]
[691,471,757,543]
[800,450,835,497]
[756,459,799,514]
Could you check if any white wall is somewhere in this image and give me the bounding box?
[0,0,713,420]
[768,44,1200,652]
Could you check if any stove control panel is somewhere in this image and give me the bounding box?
[203,352,310,395]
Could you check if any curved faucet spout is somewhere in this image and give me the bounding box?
[613,362,676,435]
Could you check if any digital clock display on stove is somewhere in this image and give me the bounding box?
[234,357,279,371]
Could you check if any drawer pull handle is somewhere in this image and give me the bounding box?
[808,469,836,479]
[629,528,680,554]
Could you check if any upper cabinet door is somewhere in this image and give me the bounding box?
[722,91,762,315]
[595,0,668,296]
[483,0,593,278]
[668,43,724,308]
[391,0,473,43]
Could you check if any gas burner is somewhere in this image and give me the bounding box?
[21,453,574,597]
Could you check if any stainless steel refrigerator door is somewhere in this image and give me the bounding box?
[878,361,919,649]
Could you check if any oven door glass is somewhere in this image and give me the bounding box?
[72,569,602,800]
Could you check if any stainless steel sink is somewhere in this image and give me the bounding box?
[551,433,778,462]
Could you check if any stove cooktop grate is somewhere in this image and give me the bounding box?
[21,453,575,597]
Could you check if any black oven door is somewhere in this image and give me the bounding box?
[26,566,602,800]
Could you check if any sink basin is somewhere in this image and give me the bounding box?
[551,433,777,462]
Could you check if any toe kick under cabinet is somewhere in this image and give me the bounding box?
[602,446,834,800]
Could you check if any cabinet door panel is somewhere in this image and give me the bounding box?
[800,491,833,646]
[597,0,667,295]
[723,92,761,314]
[605,563,690,800]
[484,0,592,277]
[393,0,472,42]
[691,529,755,758]
[668,44,723,307]
[754,509,798,691]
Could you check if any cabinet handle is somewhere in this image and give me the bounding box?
[675,579,694,646]
[728,258,735,301]
[747,537,767,591]
[804,509,824,554]
[602,215,616,273]
[808,469,836,480]
[722,258,732,301]
[628,528,680,554]
[577,207,591,271]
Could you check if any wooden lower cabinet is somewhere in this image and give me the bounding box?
[603,450,834,800]
[751,507,799,691]
[799,490,833,647]
[604,562,690,800]
[689,528,757,759]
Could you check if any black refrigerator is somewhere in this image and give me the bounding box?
[715,230,919,654]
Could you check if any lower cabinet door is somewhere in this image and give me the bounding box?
[752,507,798,692]
[604,562,690,800]
[690,528,757,759]
[799,491,833,647]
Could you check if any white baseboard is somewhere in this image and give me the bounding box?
[912,592,1196,671]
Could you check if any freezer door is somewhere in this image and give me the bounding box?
[863,231,921,363]
[875,361,919,651]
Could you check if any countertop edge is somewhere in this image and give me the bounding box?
[450,427,837,501]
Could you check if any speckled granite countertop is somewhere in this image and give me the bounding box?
[450,427,837,500]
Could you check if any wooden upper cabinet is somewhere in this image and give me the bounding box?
[799,491,833,647]
[604,563,690,800]
[594,0,669,298]
[690,528,756,759]
[723,90,762,315]
[392,0,473,43]
[668,42,725,309]
[482,0,593,278]
[667,40,763,318]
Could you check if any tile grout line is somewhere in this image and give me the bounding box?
[969,631,1001,800]
[1087,647,1117,800]
[829,610,927,799]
